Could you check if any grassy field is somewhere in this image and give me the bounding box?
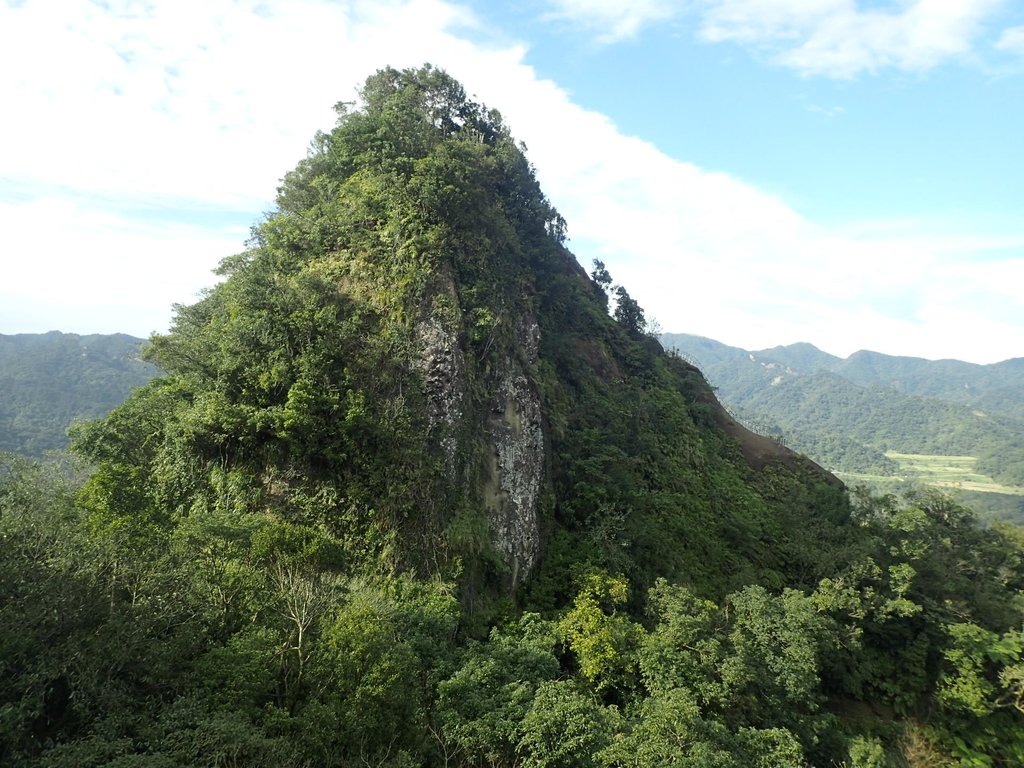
[837,453,1024,497]
[885,453,1024,495]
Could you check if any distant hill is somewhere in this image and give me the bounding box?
[757,341,842,373]
[748,341,1024,419]
[662,333,1024,522]
[0,332,159,455]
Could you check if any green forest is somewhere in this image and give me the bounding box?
[0,333,157,456]
[661,334,1024,523]
[3,66,1023,767]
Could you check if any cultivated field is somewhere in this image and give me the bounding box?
[838,452,1024,497]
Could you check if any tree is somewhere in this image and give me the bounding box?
[590,260,613,308]
[613,286,646,336]
[518,680,613,768]
[557,571,641,697]
[437,614,560,766]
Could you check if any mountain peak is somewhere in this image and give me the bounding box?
[754,341,841,372]
[7,66,1023,764]
[73,66,843,605]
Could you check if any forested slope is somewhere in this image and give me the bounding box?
[2,67,1023,767]
[0,332,157,455]
[662,333,1024,491]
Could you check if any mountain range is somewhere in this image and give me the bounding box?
[3,328,1021,524]
[661,333,1024,521]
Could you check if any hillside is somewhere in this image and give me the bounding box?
[0,331,159,455]
[746,344,1024,420]
[2,67,1023,767]
[662,333,1024,519]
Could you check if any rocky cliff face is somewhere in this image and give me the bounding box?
[418,288,545,586]
[483,314,543,588]
[417,312,466,478]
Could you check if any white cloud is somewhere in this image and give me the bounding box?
[545,0,679,42]
[1,0,338,208]
[748,0,1002,77]
[995,25,1024,54]
[807,104,845,117]
[0,0,1020,362]
[0,196,245,336]
[546,0,1005,78]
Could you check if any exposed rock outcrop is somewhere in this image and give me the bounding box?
[485,353,543,589]
[417,312,466,478]
[418,294,545,587]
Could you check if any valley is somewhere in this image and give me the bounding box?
[840,452,1024,495]
[662,333,1024,523]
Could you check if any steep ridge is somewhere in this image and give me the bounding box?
[73,67,844,605]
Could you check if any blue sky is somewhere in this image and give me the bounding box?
[1,0,1022,363]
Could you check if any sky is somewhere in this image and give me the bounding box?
[1,0,1022,364]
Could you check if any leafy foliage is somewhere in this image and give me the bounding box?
[4,450,1024,765]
